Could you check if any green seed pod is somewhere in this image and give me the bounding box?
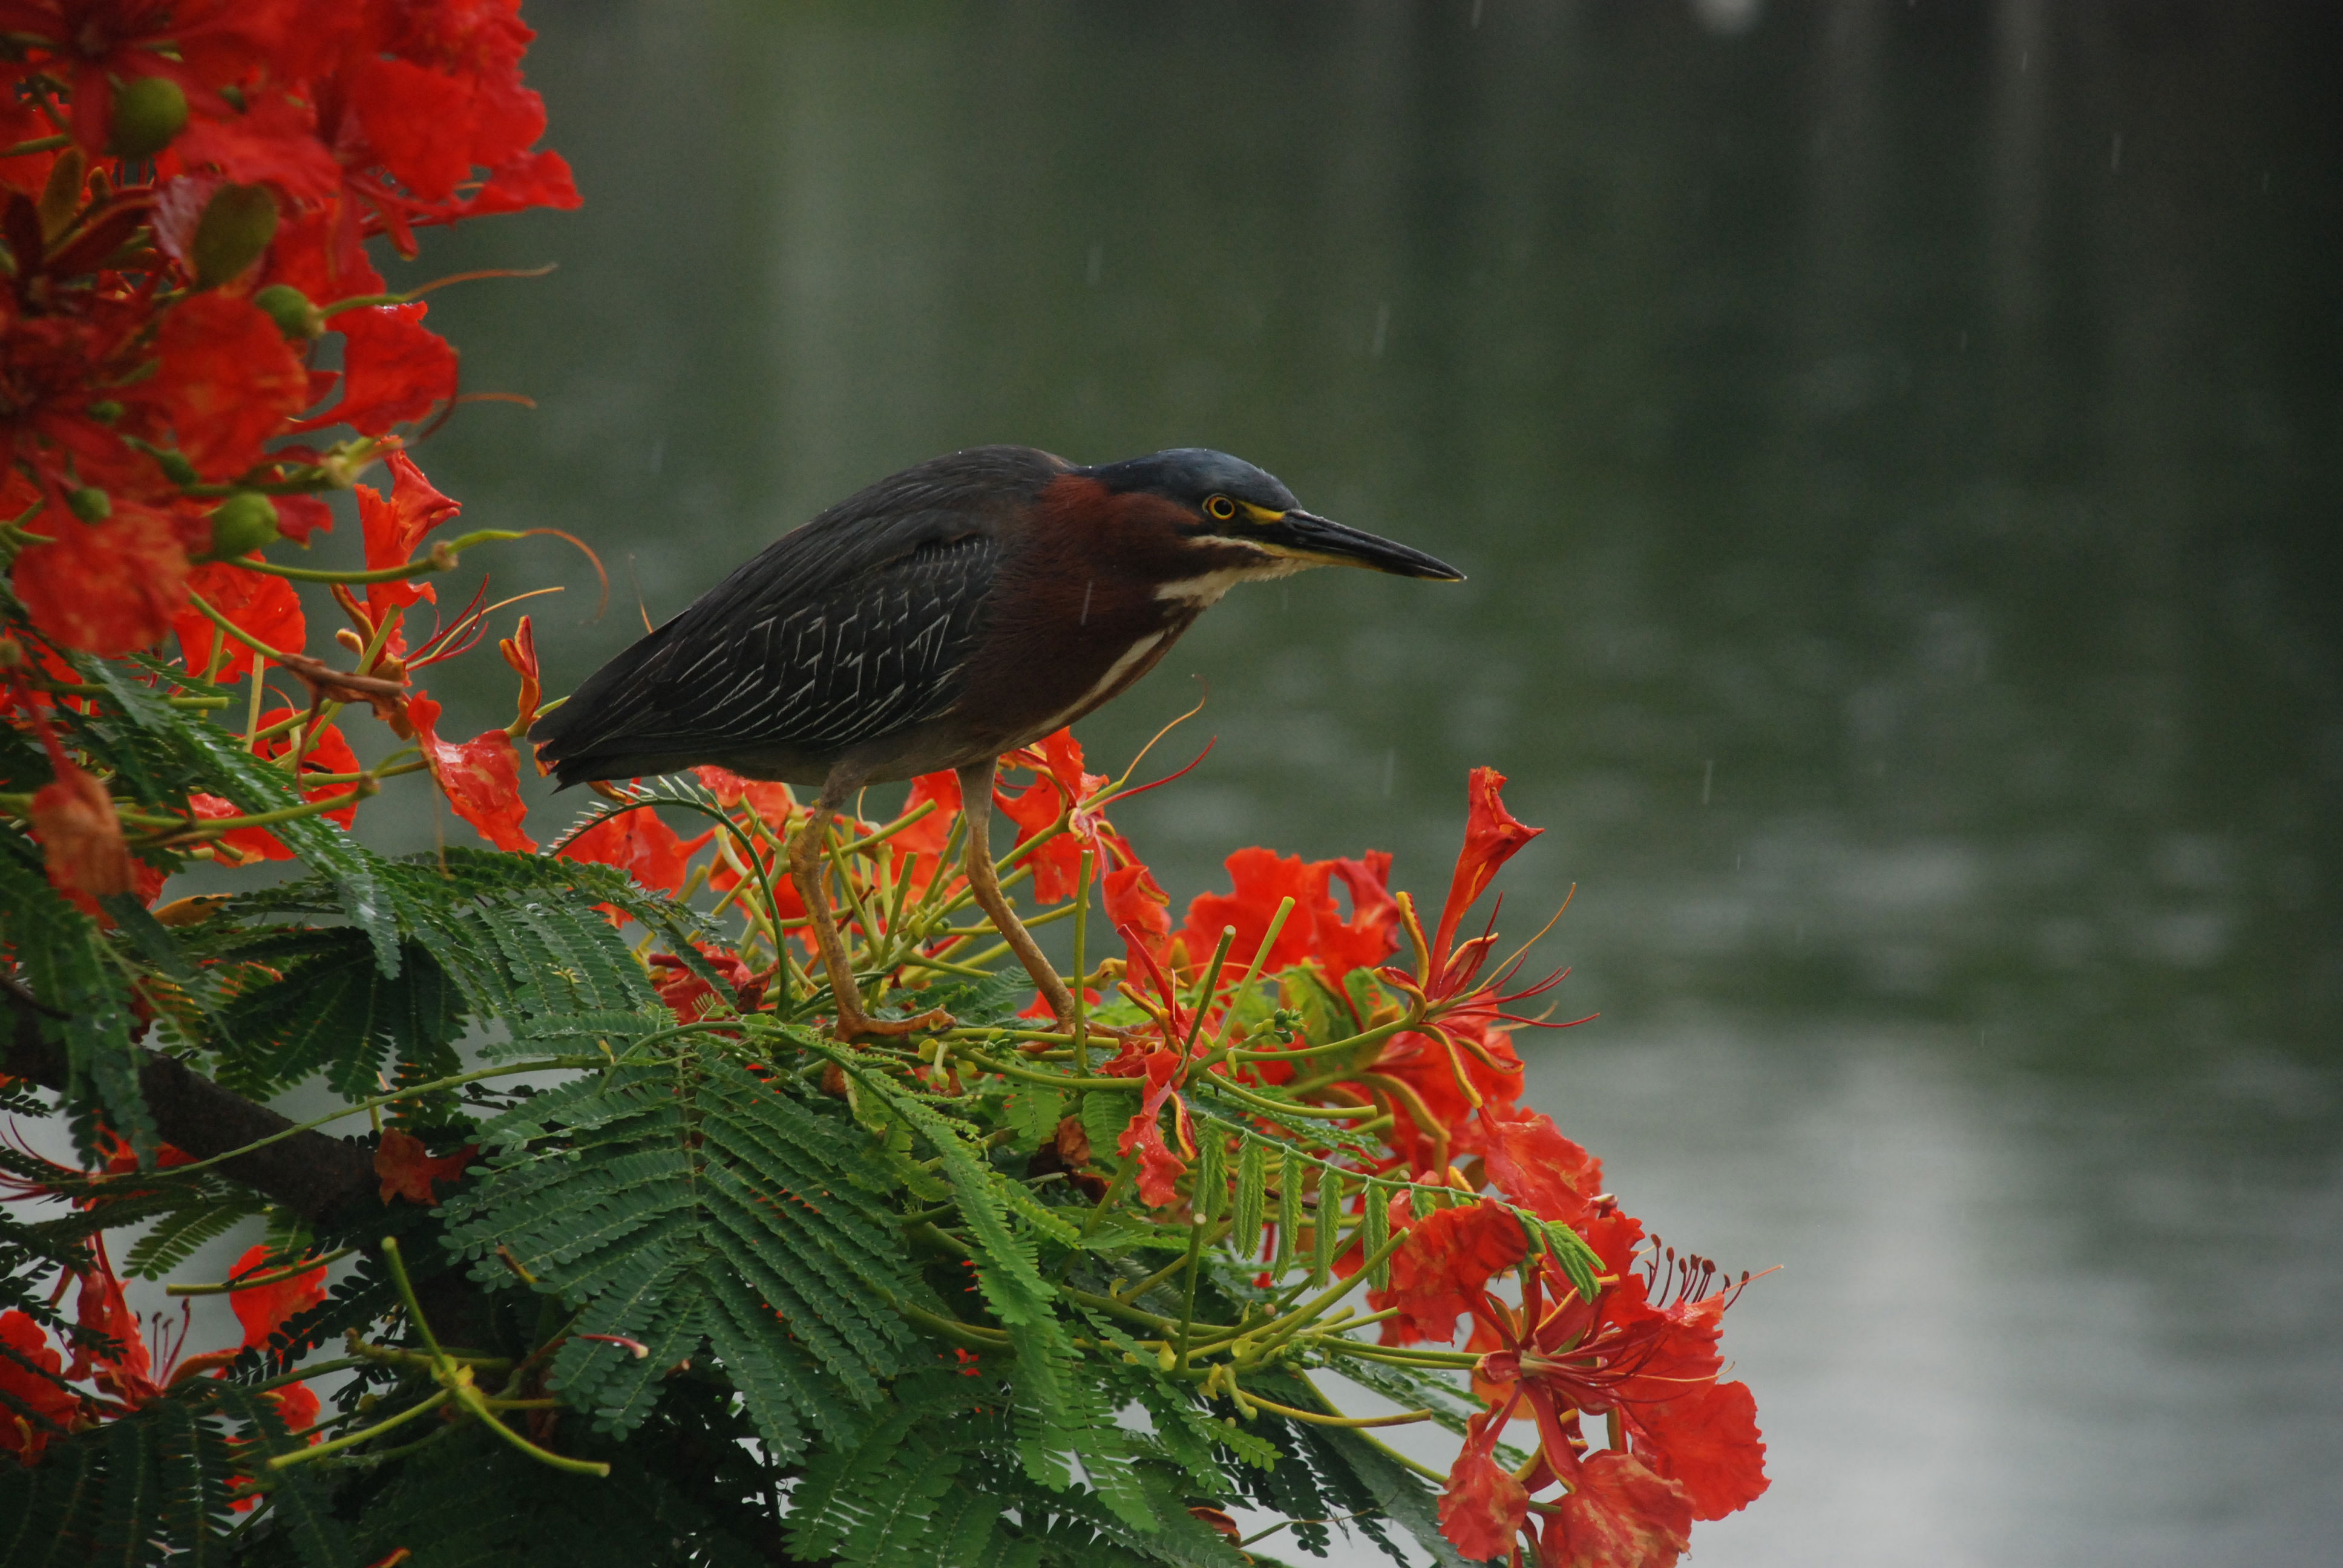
[252,283,324,341]
[108,77,189,160]
[192,183,278,290]
[66,486,111,523]
[203,493,280,560]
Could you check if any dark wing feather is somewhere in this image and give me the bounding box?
[534,446,1057,783]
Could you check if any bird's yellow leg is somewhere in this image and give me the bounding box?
[954,760,1101,1036]
[790,792,948,1042]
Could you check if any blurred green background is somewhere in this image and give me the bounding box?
[362,2,2340,1561]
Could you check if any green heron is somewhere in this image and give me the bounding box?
[532,445,1462,1038]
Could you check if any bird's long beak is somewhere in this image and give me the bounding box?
[1255,509,1465,581]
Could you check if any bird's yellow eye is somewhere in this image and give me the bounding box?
[1204,495,1237,523]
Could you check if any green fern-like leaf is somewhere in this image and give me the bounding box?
[0,834,153,1161]
[441,1057,917,1459]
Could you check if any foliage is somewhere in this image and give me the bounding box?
[0,6,1767,1567]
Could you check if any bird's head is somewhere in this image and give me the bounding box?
[1083,448,1464,588]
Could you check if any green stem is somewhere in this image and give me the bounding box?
[119,1060,589,1182]
[1070,849,1093,1073]
[266,1389,450,1469]
[235,528,528,584]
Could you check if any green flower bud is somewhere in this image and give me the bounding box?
[192,183,278,290]
[252,283,325,341]
[66,486,111,523]
[202,493,280,560]
[85,400,123,423]
[108,77,188,160]
[152,448,199,486]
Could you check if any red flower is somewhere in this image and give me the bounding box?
[1369,1198,1529,1346]
[316,302,459,436]
[1103,857,1173,967]
[188,710,361,863]
[994,729,1106,902]
[649,947,765,1025]
[1539,1452,1694,1568]
[173,561,304,682]
[1445,1212,1768,1553]
[145,292,310,482]
[1477,1105,1604,1227]
[410,690,534,852]
[1430,765,1542,969]
[693,765,796,829]
[559,806,690,900]
[0,1310,78,1465]
[223,1244,326,1351]
[358,451,462,618]
[13,500,195,658]
[1113,1044,1190,1207]
[1179,846,1401,982]
[0,0,287,157]
[373,1129,474,1206]
[1437,1408,1529,1562]
[31,755,135,900]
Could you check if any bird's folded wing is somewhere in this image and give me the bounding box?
[535,526,998,769]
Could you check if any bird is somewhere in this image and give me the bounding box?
[531,444,1463,1040]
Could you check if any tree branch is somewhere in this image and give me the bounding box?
[4,989,378,1221]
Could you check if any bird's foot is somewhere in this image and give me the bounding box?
[831,1005,955,1043]
[1020,1017,1137,1056]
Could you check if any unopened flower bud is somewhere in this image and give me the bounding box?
[32,759,135,898]
[108,77,188,160]
[86,399,122,423]
[192,183,278,290]
[152,448,198,486]
[67,486,111,523]
[1156,1344,1177,1372]
[253,283,325,341]
[0,634,24,668]
[202,492,279,560]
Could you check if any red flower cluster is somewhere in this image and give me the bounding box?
[1070,765,1769,1564]
[0,1238,324,1468]
[1427,1206,1768,1566]
[0,2,576,907]
[1,0,576,659]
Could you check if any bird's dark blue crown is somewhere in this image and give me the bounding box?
[1086,448,1300,514]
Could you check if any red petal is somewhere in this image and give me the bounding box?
[1479,1107,1603,1227]
[225,1244,327,1350]
[271,495,333,544]
[326,302,459,435]
[373,1129,476,1206]
[349,57,475,203]
[0,1310,76,1463]
[1115,1049,1188,1207]
[146,292,310,482]
[1103,858,1173,967]
[1182,847,1330,976]
[1432,766,1542,967]
[358,451,462,616]
[410,691,535,852]
[13,500,192,657]
[1438,1411,1530,1561]
[1636,1379,1768,1521]
[1542,1451,1692,1568]
[173,92,344,200]
[1369,1198,1530,1346]
[174,561,304,681]
[558,807,690,898]
[31,759,136,899]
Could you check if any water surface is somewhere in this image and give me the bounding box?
[387,4,2342,1560]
